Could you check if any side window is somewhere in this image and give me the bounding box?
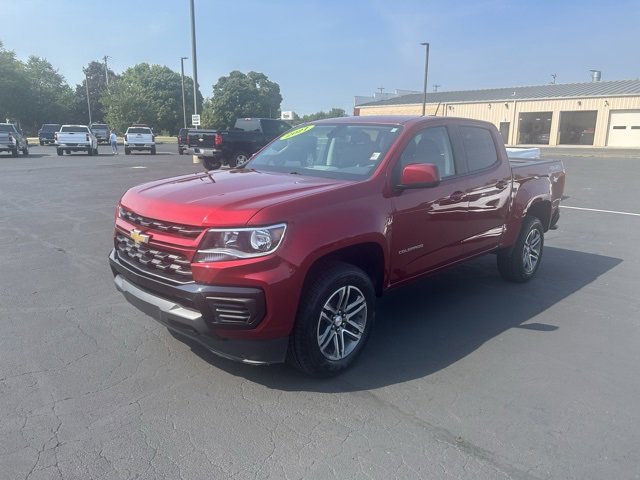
[398,126,455,177]
[460,126,498,172]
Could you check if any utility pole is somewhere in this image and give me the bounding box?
[103,55,111,87]
[84,71,92,124]
[420,42,430,116]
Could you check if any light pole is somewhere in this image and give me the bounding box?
[84,70,92,124]
[190,0,199,122]
[420,42,430,116]
[180,56,188,128]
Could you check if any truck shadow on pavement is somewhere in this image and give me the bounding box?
[186,246,621,391]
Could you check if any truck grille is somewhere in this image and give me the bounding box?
[115,234,193,283]
[119,208,203,238]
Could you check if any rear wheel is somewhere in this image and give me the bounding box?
[287,262,375,376]
[230,151,249,168]
[11,148,18,157]
[178,148,184,155]
[57,149,63,156]
[497,216,544,283]
[22,144,29,156]
[150,146,156,155]
[124,148,130,155]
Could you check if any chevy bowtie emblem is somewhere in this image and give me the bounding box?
[130,229,150,244]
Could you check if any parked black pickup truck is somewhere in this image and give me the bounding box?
[38,124,61,145]
[187,118,291,169]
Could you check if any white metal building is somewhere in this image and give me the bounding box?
[355,79,640,147]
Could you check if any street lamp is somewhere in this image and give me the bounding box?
[180,56,188,128]
[190,0,199,120]
[420,42,430,116]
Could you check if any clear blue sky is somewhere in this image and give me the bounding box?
[3,0,639,115]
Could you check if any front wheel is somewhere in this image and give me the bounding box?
[287,262,375,376]
[11,148,18,157]
[124,148,130,155]
[57,149,63,156]
[150,146,156,155]
[497,216,544,282]
[22,145,29,156]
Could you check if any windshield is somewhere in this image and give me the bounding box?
[41,124,60,132]
[248,123,403,179]
[0,124,16,133]
[128,127,152,134]
[91,125,108,131]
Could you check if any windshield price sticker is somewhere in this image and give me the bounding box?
[280,125,314,140]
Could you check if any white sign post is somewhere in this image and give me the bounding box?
[191,114,201,126]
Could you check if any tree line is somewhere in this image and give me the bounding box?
[0,40,346,135]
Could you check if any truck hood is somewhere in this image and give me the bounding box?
[120,169,350,226]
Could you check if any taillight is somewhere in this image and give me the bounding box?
[54,132,58,141]
[214,133,223,146]
[86,134,90,141]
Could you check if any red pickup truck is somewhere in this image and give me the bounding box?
[109,116,565,376]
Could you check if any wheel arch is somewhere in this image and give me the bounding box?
[524,198,552,231]
[302,242,386,297]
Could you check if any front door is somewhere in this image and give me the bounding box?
[389,126,468,284]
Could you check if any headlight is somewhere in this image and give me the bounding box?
[194,223,287,262]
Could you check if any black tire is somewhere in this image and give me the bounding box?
[287,262,375,377]
[57,149,63,156]
[66,149,71,154]
[203,157,221,170]
[230,151,249,168]
[39,141,44,146]
[150,146,156,155]
[22,145,29,156]
[178,148,184,155]
[11,148,18,157]
[497,216,544,283]
[87,148,93,156]
[124,148,130,155]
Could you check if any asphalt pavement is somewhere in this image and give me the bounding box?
[1,144,639,479]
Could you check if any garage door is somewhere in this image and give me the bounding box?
[607,110,640,147]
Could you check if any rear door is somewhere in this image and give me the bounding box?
[455,124,513,256]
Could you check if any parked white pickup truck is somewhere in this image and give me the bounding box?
[55,125,98,156]
[124,126,156,155]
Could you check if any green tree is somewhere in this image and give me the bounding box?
[103,63,201,134]
[0,41,29,125]
[71,60,118,124]
[202,71,282,129]
[23,56,74,131]
[294,108,347,124]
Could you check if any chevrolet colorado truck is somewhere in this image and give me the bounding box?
[124,126,156,155]
[109,116,566,376]
[55,125,98,155]
[0,123,29,156]
[187,118,291,169]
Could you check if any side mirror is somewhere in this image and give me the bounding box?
[397,163,440,189]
